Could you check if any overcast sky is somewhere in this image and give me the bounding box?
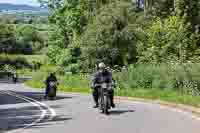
[0,0,40,6]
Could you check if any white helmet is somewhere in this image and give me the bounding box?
[98,62,106,69]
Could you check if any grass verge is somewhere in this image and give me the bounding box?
[25,79,200,108]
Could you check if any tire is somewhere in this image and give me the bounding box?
[49,96,54,100]
[103,95,109,115]
[48,87,56,100]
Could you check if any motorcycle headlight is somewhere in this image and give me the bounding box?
[102,83,107,88]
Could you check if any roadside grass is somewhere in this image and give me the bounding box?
[24,62,200,108]
[116,89,200,107]
[0,54,47,64]
[25,76,200,108]
[25,72,90,93]
[17,69,33,76]
[0,54,48,77]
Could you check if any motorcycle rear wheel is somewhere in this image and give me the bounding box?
[103,95,109,115]
[48,88,56,100]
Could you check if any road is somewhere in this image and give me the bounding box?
[0,82,200,133]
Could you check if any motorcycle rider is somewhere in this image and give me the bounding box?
[12,72,18,83]
[91,62,115,108]
[44,72,57,99]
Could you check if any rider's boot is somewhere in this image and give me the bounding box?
[110,90,115,108]
[93,103,99,108]
[93,96,99,108]
[111,99,115,108]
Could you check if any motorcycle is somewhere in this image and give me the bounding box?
[48,81,58,100]
[98,82,112,115]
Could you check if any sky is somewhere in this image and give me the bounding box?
[0,0,40,6]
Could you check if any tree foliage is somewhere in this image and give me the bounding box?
[16,25,43,51]
[44,0,200,72]
[48,0,88,47]
[139,16,198,63]
[0,24,33,54]
[80,1,140,67]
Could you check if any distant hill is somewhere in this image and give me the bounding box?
[0,3,48,11]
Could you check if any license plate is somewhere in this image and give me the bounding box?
[49,82,56,86]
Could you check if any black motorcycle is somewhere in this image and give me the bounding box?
[98,82,112,115]
[48,81,58,100]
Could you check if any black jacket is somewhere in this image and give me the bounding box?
[46,75,57,85]
[91,69,112,88]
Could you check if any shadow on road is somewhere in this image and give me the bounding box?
[0,90,73,106]
[0,79,73,103]
[109,109,135,115]
[0,80,17,84]
[0,105,72,131]
[0,81,73,105]
[13,90,72,101]
[29,115,73,130]
[0,82,73,132]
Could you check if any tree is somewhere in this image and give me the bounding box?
[16,25,43,52]
[139,16,198,63]
[151,0,174,18]
[0,24,16,53]
[175,0,200,25]
[47,0,88,48]
[81,1,139,67]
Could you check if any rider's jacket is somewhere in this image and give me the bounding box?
[46,75,57,86]
[91,69,113,89]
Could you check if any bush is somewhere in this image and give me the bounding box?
[56,46,81,67]
[138,16,198,63]
[114,63,200,96]
[46,45,62,64]
[57,63,81,75]
[68,64,80,74]
[56,49,72,67]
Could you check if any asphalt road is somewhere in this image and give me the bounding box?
[0,82,200,133]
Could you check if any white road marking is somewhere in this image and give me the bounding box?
[0,90,56,133]
[0,90,47,133]
[8,90,56,121]
[0,103,39,110]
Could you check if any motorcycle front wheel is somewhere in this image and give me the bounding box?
[103,95,109,115]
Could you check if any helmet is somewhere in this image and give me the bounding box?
[98,62,106,69]
[50,72,55,76]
